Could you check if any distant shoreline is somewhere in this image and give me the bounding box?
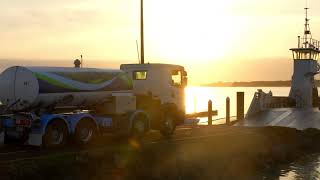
[202,80,320,87]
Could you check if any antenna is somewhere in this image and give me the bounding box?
[305,0,308,10]
[303,1,312,48]
[140,0,145,64]
[80,55,83,68]
[136,40,140,63]
[304,7,310,35]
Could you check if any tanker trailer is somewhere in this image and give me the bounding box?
[0,66,133,111]
[0,66,150,147]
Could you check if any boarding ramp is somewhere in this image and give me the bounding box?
[244,108,320,130]
[243,90,320,130]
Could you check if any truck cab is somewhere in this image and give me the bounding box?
[120,64,187,136]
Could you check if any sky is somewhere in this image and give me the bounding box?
[1,0,320,85]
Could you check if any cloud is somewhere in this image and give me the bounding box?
[2,8,97,31]
[1,0,138,33]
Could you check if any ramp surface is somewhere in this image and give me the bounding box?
[243,108,320,130]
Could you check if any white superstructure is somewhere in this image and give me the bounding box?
[289,7,320,108]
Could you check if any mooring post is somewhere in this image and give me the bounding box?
[237,92,245,121]
[226,97,230,125]
[208,100,212,126]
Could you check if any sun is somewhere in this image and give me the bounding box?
[144,0,236,64]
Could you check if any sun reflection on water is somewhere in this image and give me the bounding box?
[185,86,291,121]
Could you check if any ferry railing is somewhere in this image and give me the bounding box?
[299,37,320,50]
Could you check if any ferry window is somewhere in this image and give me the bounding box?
[133,71,147,80]
[171,70,182,86]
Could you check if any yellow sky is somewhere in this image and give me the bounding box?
[1,0,320,84]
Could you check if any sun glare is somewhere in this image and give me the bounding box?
[145,0,236,64]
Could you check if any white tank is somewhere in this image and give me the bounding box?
[0,66,133,111]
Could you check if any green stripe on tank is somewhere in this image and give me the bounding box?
[89,78,109,84]
[118,73,133,88]
[52,72,116,84]
[33,72,78,90]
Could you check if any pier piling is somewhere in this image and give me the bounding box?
[237,92,245,121]
[208,100,212,125]
[226,97,230,125]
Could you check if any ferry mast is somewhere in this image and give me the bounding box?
[289,7,320,108]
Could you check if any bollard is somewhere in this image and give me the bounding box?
[208,100,212,126]
[237,92,245,121]
[226,97,230,125]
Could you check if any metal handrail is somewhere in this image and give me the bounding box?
[299,37,320,49]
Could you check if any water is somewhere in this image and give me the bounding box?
[262,153,320,180]
[186,86,320,179]
[185,86,290,123]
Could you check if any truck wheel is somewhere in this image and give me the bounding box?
[74,119,97,145]
[43,119,68,148]
[160,115,176,138]
[131,114,148,139]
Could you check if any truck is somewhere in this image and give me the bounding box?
[0,63,188,147]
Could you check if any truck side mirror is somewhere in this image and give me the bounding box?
[183,71,187,76]
[183,77,188,86]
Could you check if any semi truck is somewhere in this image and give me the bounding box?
[0,63,188,147]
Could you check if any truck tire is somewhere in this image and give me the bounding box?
[43,119,68,148]
[74,118,97,145]
[160,114,176,138]
[131,114,148,139]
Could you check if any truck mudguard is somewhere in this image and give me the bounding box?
[37,114,70,135]
[66,113,98,134]
[128,110,151,131]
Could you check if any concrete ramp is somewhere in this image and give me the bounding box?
[242,108,320,130]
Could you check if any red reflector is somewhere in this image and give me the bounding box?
[16,119,31,126]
